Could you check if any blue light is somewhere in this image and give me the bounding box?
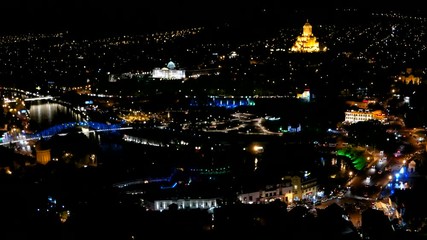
[395,173,400,179]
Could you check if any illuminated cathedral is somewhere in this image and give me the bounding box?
[291,20,326,53]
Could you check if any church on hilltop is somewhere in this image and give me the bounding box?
[291,20,327,53]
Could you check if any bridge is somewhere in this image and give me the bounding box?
[28,121,132,138]
[3,95,54,103]
[23,96,54,101]
[2,87,54,102]
[0,121,132,145]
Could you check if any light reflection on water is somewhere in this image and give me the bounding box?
[29,102,82,130]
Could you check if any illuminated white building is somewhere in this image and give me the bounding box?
[344,109,386,124]
[153,198,218,211]
[152,60,186,80]
[238,184,294,204]
[282,175,318,202]
[239,173,320,204]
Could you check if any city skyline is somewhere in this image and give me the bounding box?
[1,6,427,239]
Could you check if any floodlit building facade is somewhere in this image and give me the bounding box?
[153,198,219,211]
[238,184,294,204]
[344,109,386,124]
[291,20,326,53]
[152,60,186,80]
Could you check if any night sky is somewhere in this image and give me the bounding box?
[0,1,424,35]
[0,1,264,33]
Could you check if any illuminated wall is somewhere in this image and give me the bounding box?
[36,149,51,165]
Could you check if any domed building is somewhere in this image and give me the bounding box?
[291,20,326,53]
[152,59,185,80]
[166,60,176,70]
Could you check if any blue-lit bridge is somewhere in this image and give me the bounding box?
[1,121,132,145]
[28,121,132,138]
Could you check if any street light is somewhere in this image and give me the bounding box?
[253,145,264,153]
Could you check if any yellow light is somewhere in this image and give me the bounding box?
[253,145,263,152]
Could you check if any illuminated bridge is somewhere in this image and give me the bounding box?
[0,121,132,145]
[2,87,55,102]
[26,121,132,139]
[3,95,54,103]
[23,96,54,101]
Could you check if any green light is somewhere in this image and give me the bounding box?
[337,147,367,171]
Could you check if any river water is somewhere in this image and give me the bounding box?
[26,101,298,183]
[27,101,135,180]
[28,101,83,131]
